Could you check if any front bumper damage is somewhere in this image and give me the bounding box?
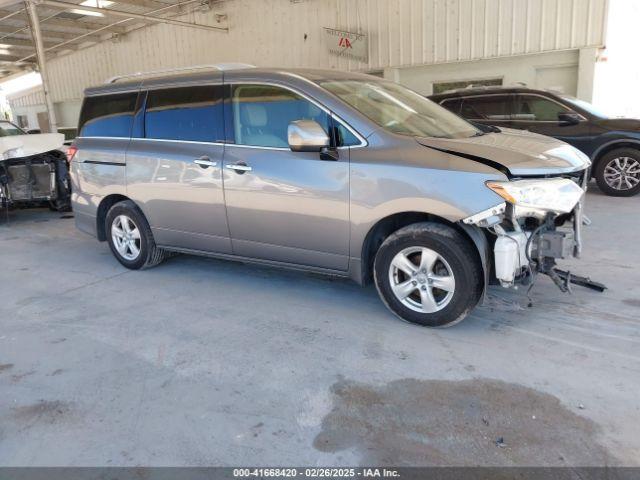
[463,170,607,295]
[0,150,71,215]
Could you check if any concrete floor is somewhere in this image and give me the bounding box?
[0,187,639,467]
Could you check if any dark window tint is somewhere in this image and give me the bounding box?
[145,86,224,142]
[440,99,462,115]
[514,95,571,121]
[333,121,360,146]
[231,84,330,148]
[79,93,137,137]
[459,95,511,120]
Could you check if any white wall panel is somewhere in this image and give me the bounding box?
[7,87,45,108]
[38,0,607,102]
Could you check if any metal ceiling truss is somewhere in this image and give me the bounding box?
[0,0,226,75]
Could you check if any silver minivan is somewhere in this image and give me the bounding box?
[70,65,591,327]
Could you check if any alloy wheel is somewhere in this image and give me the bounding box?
[388,246,456,313]
[111,214,142,261]
[603,157,640,191]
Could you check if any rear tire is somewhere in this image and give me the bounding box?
[374,222,482,327]
[105,200,167,270]
[594,148,640,197]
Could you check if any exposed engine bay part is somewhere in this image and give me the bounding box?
[554,270,607,293]
[0,150,71,213]
[493,229,530,286]
[489,209,606,294]
[463,168,606,295]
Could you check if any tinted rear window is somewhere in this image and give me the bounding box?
[459,96,511,120]
[79,92,137,137]
[145,86,224,142]
[440,99,462,115]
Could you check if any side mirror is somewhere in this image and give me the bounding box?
[558,112,581,126]
[288,120,330,152]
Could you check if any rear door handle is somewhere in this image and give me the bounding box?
[194,156,217,168]
[226,163,252,173]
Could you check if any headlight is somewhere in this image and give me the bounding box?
[486,178,584,213]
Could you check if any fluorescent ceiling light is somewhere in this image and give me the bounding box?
[69,9,103,16]
[72,0,114,16]
[80,0,114,6]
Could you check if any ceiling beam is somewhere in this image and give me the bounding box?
[36,0,228,32]
[0,37,49,48]
[0,8,128,34]
[38,14,129,34]
[0,37,78,52]
[17,0,219,63]
[0,53,29,62]
[0,8,24,22]
[111,0,171,9]
[0,25,105,43]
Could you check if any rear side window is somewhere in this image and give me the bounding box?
[459,95,511,120]
[79,92,137,137]
[144,86,224,142]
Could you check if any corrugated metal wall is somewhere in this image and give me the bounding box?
[7,87,45,108]
[41,0,607,102]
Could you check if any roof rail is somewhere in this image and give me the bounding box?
[105,63,256,84]
[440,82,530,95]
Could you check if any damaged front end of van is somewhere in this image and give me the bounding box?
[428,132,607,294]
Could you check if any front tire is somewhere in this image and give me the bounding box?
[105,200,167,270]
[594,148,640,197]
[374,222,483,327]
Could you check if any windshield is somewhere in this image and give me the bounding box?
[560,95,609,118]
[319,80,480,139]
[0,121,25,137]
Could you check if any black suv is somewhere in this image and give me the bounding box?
[430,87,640,197]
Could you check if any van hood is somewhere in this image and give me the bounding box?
[416,128,591,176]
[0,133,64,160]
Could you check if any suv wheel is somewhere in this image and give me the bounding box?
[105,200,167,269]
[374,222,482,327]
[594,148,640,197]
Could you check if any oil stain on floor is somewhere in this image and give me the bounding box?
[313,378,617,466]
[11,400,72,427]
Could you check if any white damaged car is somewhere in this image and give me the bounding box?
[0,120,71,212]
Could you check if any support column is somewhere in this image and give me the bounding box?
[577,47,598,103]
[24,0,57,133]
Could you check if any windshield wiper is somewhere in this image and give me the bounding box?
[469,120,501,134]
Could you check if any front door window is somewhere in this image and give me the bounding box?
[230,85,331,148]
[513,95,572,122]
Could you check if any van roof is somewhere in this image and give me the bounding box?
[83,67,378,97]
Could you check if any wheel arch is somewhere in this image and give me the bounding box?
[358,211,487,291]
[592,139,640,166]
[96,194,133,241]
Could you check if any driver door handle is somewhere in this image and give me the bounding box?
[194,156,217,168]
